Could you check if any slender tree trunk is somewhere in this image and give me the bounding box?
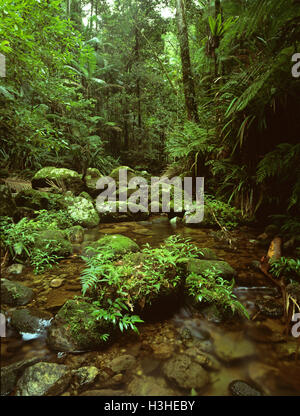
[135,26,142,132]
[175,0,199,123]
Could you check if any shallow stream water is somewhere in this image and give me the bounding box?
[1,216,300,396]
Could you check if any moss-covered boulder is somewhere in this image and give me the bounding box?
[16,362,71,396]
[109,166,136,182]
[83,234,139,258]
[32,167,84,195]
[65,195,99,228]
[97,201,149,223]
[47,300,114,352]
[85,168,102,196]
[1,279,34,306]
[34,230,72,257]
[186,259,237,280]
[14,189,63,211]
[1,358,42,396]
[0,184,16,217]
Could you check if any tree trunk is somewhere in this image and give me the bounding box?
[175,0,199,123]
[135,26,142,132]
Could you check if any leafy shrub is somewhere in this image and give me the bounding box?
[0,210,75,273]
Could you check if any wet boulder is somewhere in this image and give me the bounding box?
[47,299,114,352]
[1,279,34,306]
[229,380,262,396]
[16,362,71,396]
[32,167,84,195]
[10,308,51,335]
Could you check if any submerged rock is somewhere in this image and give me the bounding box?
[128,375,176,396]
[109,355,136,373]
[213,331,256,363]
[32,167,84,195]
[1,279,34,306]
[47,299,113,352]
[16,362,71,396]
[229,380,262,396]
[163,354,210,391]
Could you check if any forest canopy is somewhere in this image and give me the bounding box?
[0,0,300,221]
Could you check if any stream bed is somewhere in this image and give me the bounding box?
[1,216,300,396]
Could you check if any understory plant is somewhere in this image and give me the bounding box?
[0,210,75,273]
[80,235,249,340]
[186,268,249,318]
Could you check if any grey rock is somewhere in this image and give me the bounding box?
[16,362,71,396]
[1,279,34,306]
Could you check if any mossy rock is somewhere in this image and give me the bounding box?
[16,362,71,396]
[47,300,114,352]
[0,184,16,217]
[34,230,73,257]
[1,279,34,306]
[32,167,84,195]
[87,168,102,178]
[83,234,139,258]
[64,195,100,228]
[186,259,237,280]
[14,189,63,211]
[65,225,85,244]
[96,201,149,223]
[109,166,136,182]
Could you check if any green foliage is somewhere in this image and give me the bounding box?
[269,257,300,282]
[80,234,247,341]
[0,210,74,273]
[205,194,243,229]
[186,269,249,318]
